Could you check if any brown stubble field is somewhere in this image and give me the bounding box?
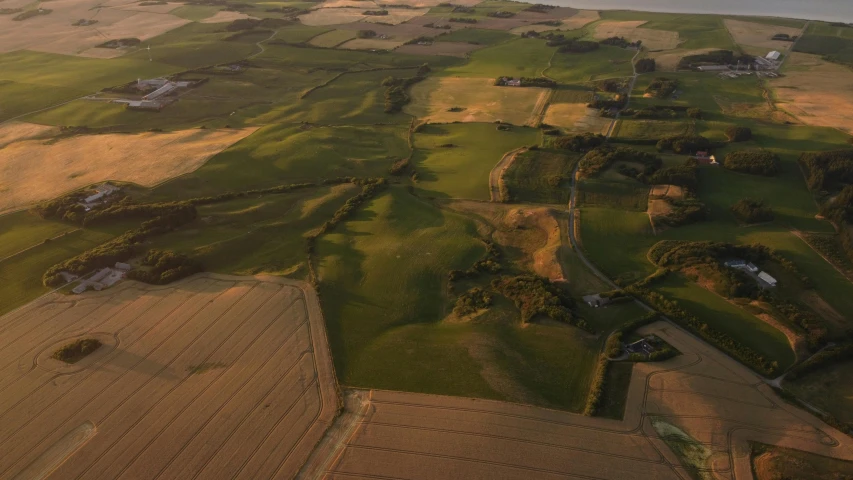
[312,321,853,480]
[771,53,853,134]
[0,273,338,480]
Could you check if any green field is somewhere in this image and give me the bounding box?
[546,46,636,83]
[0,229,114,315]
[503,148,578,204]
[0,212,76,260]
[578,207,655,284]
[308,29,357,48]
[412,123,540,200]
[598,11,735,50]
[442,37,554,78]
[171,5,221,21]
[434,28,515,46]
[786,360,853,423]
[656,274,795,370]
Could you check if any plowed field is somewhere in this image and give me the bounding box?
[0,273,337,480]
[311,322,853,480]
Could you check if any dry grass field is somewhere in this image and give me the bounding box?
[306,321,853,480]
[0,126,257,214]
[0,0,190,57]
[0,273,337,480]
[406,77,548,126]
[648,184,684,218]
[771,53,853,134]
[651,47,720,71]
[723,19,804,51]
[0,122,57,149]
[509,10,599,35]
[543,103,611,134]
[593,21,680,51]
[338,37,407,50]
[199,11,255,23]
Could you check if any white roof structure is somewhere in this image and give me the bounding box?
[84,191,106,204]
[697,65,729,72]
[766,51,781,61]
[758,271,777,286]
[143,82,178,100]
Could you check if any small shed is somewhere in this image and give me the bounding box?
[582,294,611,308]
[115,262,132,271]
[766,51,781,61]
[746,263,759,273]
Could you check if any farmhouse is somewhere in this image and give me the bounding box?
[582,293,612,308]
[693,151,718,165]
[758,271,777,287]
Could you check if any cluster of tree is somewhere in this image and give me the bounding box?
[552,132,605,152]
[799,149,853,191]
[189,179,349,206]
[627,284,779,375]
[656,134,711,154]
[32,192,197,228]
[578,146,662,178]
[381,65,430,113]
[773,300,828,349]
[588,96,626,111]
[582,355,609,416]
[677,50,753,69]
[687,107,702,119]
[786,342,853,381]
[645,165,698,190]
[449,17,477,23]
[599,36,631,47]
[655,198,708,227]
[635,58,656,73]
[451,5,474,12]
[423,22,452,29]
[523,3,555,12]
[13,8,52,21]
[803,232,853,272]
[725,125,752,142]
[723,150,778,176]
[821,185,853,228]
[492,275,587,329]
[519,77,556,87]
[389,157,410,175]
[448,240,502,284]
[362,9,388,15]
[623,108,679,119]
[597,78,627,92]
[604,312,661,358]
[52,338,102,363]
[96,38,140,48]
[314,179,387,237]
[127,249,203,285]
[356,29,377,38]
[644,77,678,98]
[731,198,774,224]
[487,10,514,17]
[452,287,493,316]
[771,33,797,41]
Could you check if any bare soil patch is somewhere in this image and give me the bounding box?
[406,77,548,126]
[0,273,338,480]
[0,127,258,214]
[593,20,680,51]
[724,19,804,51]
[0,0,190,57]
[771,53,853,134]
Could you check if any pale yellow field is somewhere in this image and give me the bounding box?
[651,47,719,71]
[771,53,853,134]
[593,20,680,51]
[310,322,853,480]
[543,103,611,134]
[0,0,190,57]
[511,9,600,34]
[0,274,338,480]
[724,19,804,50]
[406,77,547,126]
[298,6,428,26]
[338,37,407,50]
[0,126,258,214]
[199,10,256,23]
[0,122,57,149]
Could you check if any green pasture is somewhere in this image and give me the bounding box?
[0,212,76,261]
[412,123,540,200]
[254,68,414,125]
[441,37,554,78]
[0,229,113,316]
[171,5,221,21]
[656,274,796,370]
[258,43,462,70]
[546,46,636,84]
[577,176,650,211]
[806,22,853,39]
[503,148,579,204]
[149,124,409,200]
[428,0,532,18]
[598,11,735,50]
[599,362,634,419]
[308,29,357,48]
[434,28,515,46]
[550,84,594,103]
[786,360,853,423]
[0,80,85,123]
[578,207,656,284]
[122,23,260,68]
[147,184,355,276]
[613,119,690,140]
[273,24,333,43]
[630,72,764,120]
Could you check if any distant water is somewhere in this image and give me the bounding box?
[525,0,853,23]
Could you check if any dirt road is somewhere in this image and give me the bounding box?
[488,147,527,202]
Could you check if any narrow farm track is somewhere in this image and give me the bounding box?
[0,274,338,480]
[488,147,527,202]
[318,322,853,480]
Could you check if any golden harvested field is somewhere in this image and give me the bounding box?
[0,122,57,149]
[771,53,853,134]
[724,19,804,50]
[406,77,548,126]
[0,273,337,480]
[511,9,600,34]
[0,126,258,215]
[308,321,853,480]
[298,7,428,26]
[0,0,190,57]
[651,47,719,71]
[593,21,680,51]
[199,11,256,23]
[543,103,611,134]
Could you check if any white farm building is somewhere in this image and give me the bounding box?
[758,271,777,287]
[766,51,781,61]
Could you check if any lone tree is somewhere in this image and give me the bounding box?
[725,126,752,142]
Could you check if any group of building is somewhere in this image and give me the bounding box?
[80,183,120,212]
[112,77,195,111]
[71,262,132,294]
[697,50,784,77]
[724,259,778,287]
